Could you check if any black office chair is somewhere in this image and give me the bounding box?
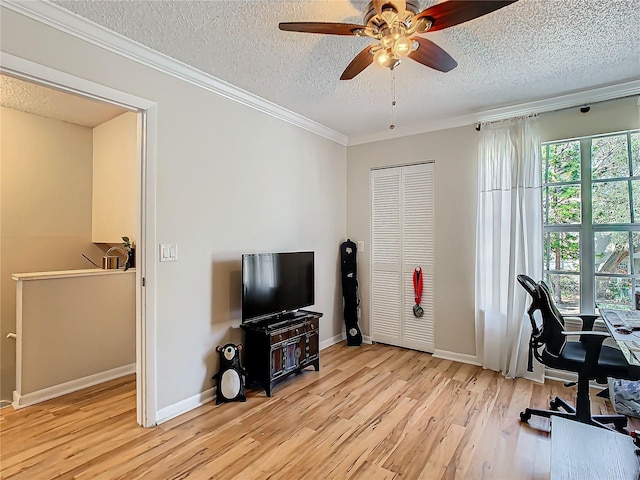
[517,274,630,431]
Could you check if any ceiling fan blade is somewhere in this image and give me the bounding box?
[279,22,364,36]
[408,37,458,72]
[340,46,375,80]
[414,0,518,32]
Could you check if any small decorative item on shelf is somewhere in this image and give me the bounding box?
[122,236,135,271]
[102,252,120,269]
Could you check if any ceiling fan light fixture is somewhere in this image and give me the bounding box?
[380,10,398,26]
[388,58,401,70]
[379,34,391,47]
[374,48,400,69]
[373,48,391,66]
[392,36,415,57]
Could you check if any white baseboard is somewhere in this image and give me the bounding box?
[156,387,215,425]
[433,349,482,366]
[544,368,578,384]
[320,332,345,350]
[362,335,372,344]
[12,363,136,409]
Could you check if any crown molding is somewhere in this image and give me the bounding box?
[348,79,640,146]
[477,79,640,123]
[2,0,349,146]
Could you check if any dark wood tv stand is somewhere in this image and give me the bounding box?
[241,310,322,396]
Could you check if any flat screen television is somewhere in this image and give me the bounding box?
[242,251,314,322]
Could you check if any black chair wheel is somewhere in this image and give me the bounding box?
[549,399,560,411]
[520,411,531,423]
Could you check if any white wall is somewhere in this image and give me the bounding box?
[16,270,135,399]
[0,7,347,412]
[347,96,639,359]
[0,106,105,401]
[539,96,639,142]
[92,111,138,244]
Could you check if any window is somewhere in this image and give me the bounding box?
[542,130,640,314]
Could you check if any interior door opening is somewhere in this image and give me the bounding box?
[0,54,157,426]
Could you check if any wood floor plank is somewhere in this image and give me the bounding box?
[349,460,398,479]
[418,423,467,479]
[268,418,359,480]
[187,436,262,480]
[0,343,624,480]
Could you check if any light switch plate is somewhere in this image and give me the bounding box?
[159,244,178,262]
[357,240,365,253]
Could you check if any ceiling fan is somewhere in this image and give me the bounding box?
[279,0,518,80]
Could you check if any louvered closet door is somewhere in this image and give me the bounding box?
[371,169,402,347]
[401,164,434,352]
[371,163,435,352]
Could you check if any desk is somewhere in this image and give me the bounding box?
[600,309,640,378]
[551,416,640,480]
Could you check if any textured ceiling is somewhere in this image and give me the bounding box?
[50,0,640,141]
[0,73,127,127]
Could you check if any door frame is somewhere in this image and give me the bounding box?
[1,53,158,427]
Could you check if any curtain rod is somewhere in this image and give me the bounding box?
[475,93,639,132]
[475,113,537,131]
[371,160,434,171]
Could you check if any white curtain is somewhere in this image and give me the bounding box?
[475,115,543,380]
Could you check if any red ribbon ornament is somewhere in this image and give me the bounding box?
[413,267,424,318]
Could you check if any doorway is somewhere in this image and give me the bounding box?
[0,53,157,427]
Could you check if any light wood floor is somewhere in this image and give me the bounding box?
[0,343,621,479]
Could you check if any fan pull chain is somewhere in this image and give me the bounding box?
[389,69,396,130]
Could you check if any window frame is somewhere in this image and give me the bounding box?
[542,129,640,314]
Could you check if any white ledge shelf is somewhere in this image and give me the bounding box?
[12,268,136,281]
